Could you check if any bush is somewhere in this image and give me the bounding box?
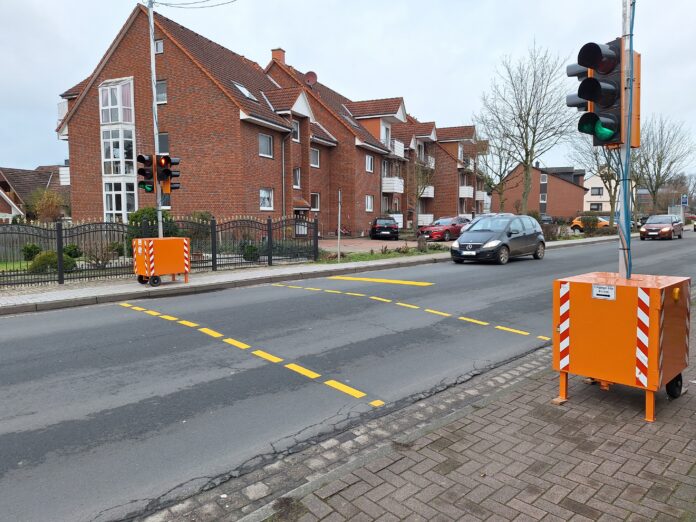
[22,243,42,261]
[188,210,214,223]
[63,244,83,259]
[126,207,179,254]
[526,210,541,223]
[108,241,125,257]
[28,251,76,273]
[580,216,598,233]
[242,244,260,262]
[541,224,559,241]
[586,227,616,237]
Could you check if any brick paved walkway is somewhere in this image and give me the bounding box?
[144,320,696,522]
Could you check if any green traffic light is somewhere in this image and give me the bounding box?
[138,181,154,193]
[594,121,615,141]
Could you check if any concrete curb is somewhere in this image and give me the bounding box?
[0,234,629,317]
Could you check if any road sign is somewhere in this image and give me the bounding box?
[681,194,688,206]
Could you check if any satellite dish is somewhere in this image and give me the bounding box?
[305,71,317,86]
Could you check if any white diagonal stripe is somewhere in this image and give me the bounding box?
[559,318,570,332]
[560,282,570,297]
[636,369,648,387]
[637,308,650,327]
[638,287,650,306]
[560,300,570,316]
[560,337,569,351]
[636,327,649,348]
[635,347,648,367]
[560,355,569,369]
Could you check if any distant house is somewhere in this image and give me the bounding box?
[583,170,636,213]
[0,165,70,219]
[490,163,586,218]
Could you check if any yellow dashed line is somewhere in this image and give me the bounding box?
[119,303,133,308]
[304,287,322,291]
[287,285,303,289]
[538,335,551,341]
[324,290,343,294]
[370,400,385,408]
[199,327,224,338]
[252,350,283,363]
[425,309,451,317]
[223,338,250,349]
[396,302,420,309]
[131,306,146,311]
[459,316,489,326]
[495,325,530,336]
[159,315,178,321]
[346,292,366,297]
[324,380,366,398]
[272,283,286,287]
[285,363,321,379]
[329,276,434,287]
[178,320,199,327]
[145,310,161,316]
[370,296,392,303]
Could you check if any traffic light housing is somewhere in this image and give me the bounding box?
[137,154,154,193]
[157,155,181,194]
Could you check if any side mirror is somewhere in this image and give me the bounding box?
[509,228,520,236]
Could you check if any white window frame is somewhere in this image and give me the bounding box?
[458,143,464,161]
[310,192,320,211]
[293,167,301,189]
[158,132,169,155]
[310,147,320,168]
[590,203,603,211]
[101,127,136,176]
[260,188,274,210]
[155,39,164,54]
[259,133,273,158]
[156,80,167,104]
[99,78,133,124]
[292,120,300,142]
[382,159,389,178]
[366,154,374,173]
[539,193,547,203]
[103,181,136,223]
[540,173,548,183]
[591,187,603,196]
[365,195,374,212]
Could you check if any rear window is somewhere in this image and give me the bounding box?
[646,215,671,224]
[376,219,395,225]
[432,218,453,225]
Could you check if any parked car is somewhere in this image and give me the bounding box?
[369,216,399,240]
[460,213,514,232]
[570,216,611,232]
[539,214,553,225]
[450,214,545,265]
[417,216,470,241]
[639,214,683,240]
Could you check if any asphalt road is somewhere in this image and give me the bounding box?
[1,234,695,521]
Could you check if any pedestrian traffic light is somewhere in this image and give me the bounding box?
[137,154,154,192]
[567,38,622,146]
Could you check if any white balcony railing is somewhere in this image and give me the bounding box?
[420,185,434,198]
[57,100,69,140]
[389,213,403,228]
[475,191,485,201]
[381,138,405,159]
[417,214,434,226]
[382,176,404,194]
[459,185,474,198]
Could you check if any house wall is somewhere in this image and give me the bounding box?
[430,144,459,218]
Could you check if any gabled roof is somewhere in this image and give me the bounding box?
[462,140,489,156]
[310,122,337,146]
[391,122,415,148]
[437,126,475,142]
[412,121,437,139]
[264,87,304,112]
[0,167,53,205]
[344,97,406,121]
[60,78,90,99]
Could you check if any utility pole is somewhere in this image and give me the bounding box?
[337,189,342,262]
[147,0,164,238]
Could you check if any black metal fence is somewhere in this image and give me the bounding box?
[0,217,319,286]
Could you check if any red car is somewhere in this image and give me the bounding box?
[418,216,470,241]
[640,214,683,240]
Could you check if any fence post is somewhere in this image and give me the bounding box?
[140,219,148,239]
[56,221,64,284]
[313,218,319,261]
[210,218,217,271]
[267,217,273,266]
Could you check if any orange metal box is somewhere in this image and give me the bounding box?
[132,237,190,286]
[552,272,690,421]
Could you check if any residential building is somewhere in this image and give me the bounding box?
[490,164,587,218]
[0,165,70,219]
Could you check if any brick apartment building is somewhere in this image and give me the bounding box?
[57,5,483,235]
[490,163,586,218]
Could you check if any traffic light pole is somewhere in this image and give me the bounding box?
[147,0,164,238]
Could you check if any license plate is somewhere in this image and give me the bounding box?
[649,232,658,235]
[460,251,476,256]
[380,231,390,235]
[423,234,430,238]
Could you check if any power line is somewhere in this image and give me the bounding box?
[157,0,239,8]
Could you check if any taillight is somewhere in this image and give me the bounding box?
[390,224,398,229]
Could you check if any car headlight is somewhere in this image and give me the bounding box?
[483,239,501,249]
[451,240,460,249]
[661,226,671,232]
[639,227,646,232]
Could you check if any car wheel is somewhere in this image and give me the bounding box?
[670,230,675,240]
[640,236,645,241]
[571,225,582,233]
[533,242,545,259]
[453,259,464,264]
[679,230,683,239]
[666,373,682,399]
[443,231,451,242]
[496,246,509,265]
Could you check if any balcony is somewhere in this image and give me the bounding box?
[420,185,434,198]
[382,176,404,194]
[459,185,474,198]
[475,191,486,201]
[417,214,434,226]
[417,154,435,169]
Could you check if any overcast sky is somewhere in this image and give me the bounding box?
[1,0,694,170]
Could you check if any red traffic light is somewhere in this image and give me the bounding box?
[157,155,171,168]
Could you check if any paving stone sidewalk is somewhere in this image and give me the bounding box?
[142,320,696,522]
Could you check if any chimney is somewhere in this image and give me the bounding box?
[272,48,285,64]
[534,161,540,168]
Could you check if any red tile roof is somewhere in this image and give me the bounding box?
[60,77,90,99]
[0,167,53,205]
[462,141,489,156]
[437,126,475,141]
[412,121,436,137]
[391,122,414,147]
[310,122,337,144]
[344,97,403,118]
[263,87,303,112]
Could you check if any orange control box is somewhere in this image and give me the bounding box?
[552,272,690,422]
[132,237,190,287]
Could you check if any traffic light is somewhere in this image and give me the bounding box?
[137,154,154,192]
[156,155,181,194]
[567,38,622,146]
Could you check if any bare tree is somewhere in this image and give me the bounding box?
[405,158,434,232]
[478,45,575,213]
[632,115,695,209]
[476,125,518,212]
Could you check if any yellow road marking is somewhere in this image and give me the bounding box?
[324,380,366,398]
[159,315,178,321]
[199,327,224,338]
[425,309,451,317]
[537,335,551,341]
[304,287,322,291]
[178,320,199,327]
[252,350,283,363]
[459,316,489,326]
[329,276,434,287]
[324,290,343,294]
[223,338,250,349]
[346,292,366,297]
[370,400,385,408]
[145,310,161,316]
[131,306,146,311]
[396,302,420,309]
[119,303,133,308]
[285,363,321,379]
[287,285,303,289]
[272,283,286,287]
[370,296,392,303]
[495,325,530,336]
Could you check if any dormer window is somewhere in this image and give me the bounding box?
[234,82,257,101]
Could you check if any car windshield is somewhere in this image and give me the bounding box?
[376,219,394,226]
[431,218,453,226]
[646,215,671,224]
[468,217,511,232]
